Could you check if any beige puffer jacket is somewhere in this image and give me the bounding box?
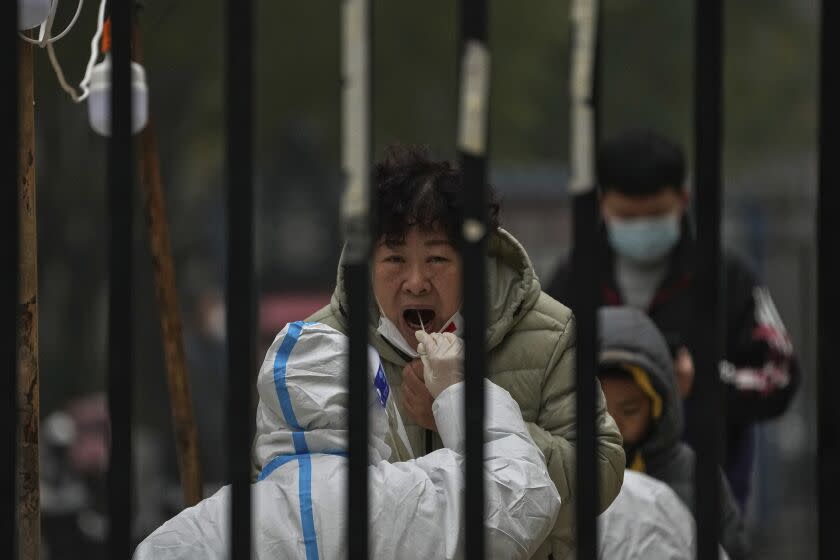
[303,228,624,559]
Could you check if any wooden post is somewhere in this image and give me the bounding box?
[137,117,204,507]
[133,22,203,507]
[18,37,40,560]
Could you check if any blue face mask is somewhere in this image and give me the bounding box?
[606,214,681,263]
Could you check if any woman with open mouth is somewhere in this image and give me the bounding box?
[264,144,626,559]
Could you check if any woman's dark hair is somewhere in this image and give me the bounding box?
[597,130,686,197]
[373,144,500,245]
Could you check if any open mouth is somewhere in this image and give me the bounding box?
[403,308,436,331]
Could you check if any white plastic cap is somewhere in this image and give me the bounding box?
[87,54,150,137]
[19,0,52,31]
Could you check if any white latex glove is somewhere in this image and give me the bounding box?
[415,331,464,399]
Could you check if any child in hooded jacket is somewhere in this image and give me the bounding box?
[598,306,749,559]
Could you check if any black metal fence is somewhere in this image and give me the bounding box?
[3,0,837,559]
[692,1,724,558]
[817,2,838,559]
[106,2,134,559]
[225,0,256,558]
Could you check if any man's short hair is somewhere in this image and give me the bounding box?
[597,130,686,197]
[373,144,500,245]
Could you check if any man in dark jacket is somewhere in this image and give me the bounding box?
[547,130,800,507]
[598,306,748,559]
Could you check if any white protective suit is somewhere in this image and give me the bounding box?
[134,322,561,559]
[598,470,730,560]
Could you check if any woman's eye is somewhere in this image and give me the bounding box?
[428,256,448,263]
[384,255,404,263]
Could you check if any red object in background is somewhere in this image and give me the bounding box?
[259,292,332,337]
[101,18,111,53]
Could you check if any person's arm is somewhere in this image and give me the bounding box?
[718,468,750,560]
[721,256,800,423]
[368,380,561,560]
[525,313,626,556]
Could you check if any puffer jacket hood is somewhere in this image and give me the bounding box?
[598,305,682,465]
[327,228,542,364]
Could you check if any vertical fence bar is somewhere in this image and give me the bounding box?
[692,1,724,558]
[226,0,255,557]
[568,0,600,558]
[818,1,839,558]
[106,1,134,558]
[3,1,20,558]
[457,1,490,558]
[341,0,372,558]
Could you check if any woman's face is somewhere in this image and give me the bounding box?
[372,225,463,349]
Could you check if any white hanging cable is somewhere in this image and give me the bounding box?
[76,0,109,100]
[45,0,85,42]
[45,41,81,100]
[20,0,59,45]
[19,0,85,46]
[36,0,108,103]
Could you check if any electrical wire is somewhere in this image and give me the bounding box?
[47,0,85,42]
[19,0,85,45]
[77,0,109,100]
[38,0,108,103]
[46,41,83,101]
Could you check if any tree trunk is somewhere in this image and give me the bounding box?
[18,37,40,560]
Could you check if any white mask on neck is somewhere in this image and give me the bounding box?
[375,308,464,359]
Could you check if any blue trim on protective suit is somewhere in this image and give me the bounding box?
[298,454,319,560]
[266,320,324,559]
[274,321,306,431]
[258,452,347,482]
[257,454,299,481]
[274,321,319,454]
[293,431,309,454]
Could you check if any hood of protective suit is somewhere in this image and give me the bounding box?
[327,228,542,365]
[598,306,682,465]
[253,322,406,471]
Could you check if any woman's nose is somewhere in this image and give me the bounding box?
[402,264,430,295]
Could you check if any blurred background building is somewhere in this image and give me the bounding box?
[31,0,817,557]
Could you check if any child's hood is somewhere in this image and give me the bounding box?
[598,306,682,462]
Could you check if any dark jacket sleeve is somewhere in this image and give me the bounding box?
[722,253,801,424]
[719,466,750,560]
